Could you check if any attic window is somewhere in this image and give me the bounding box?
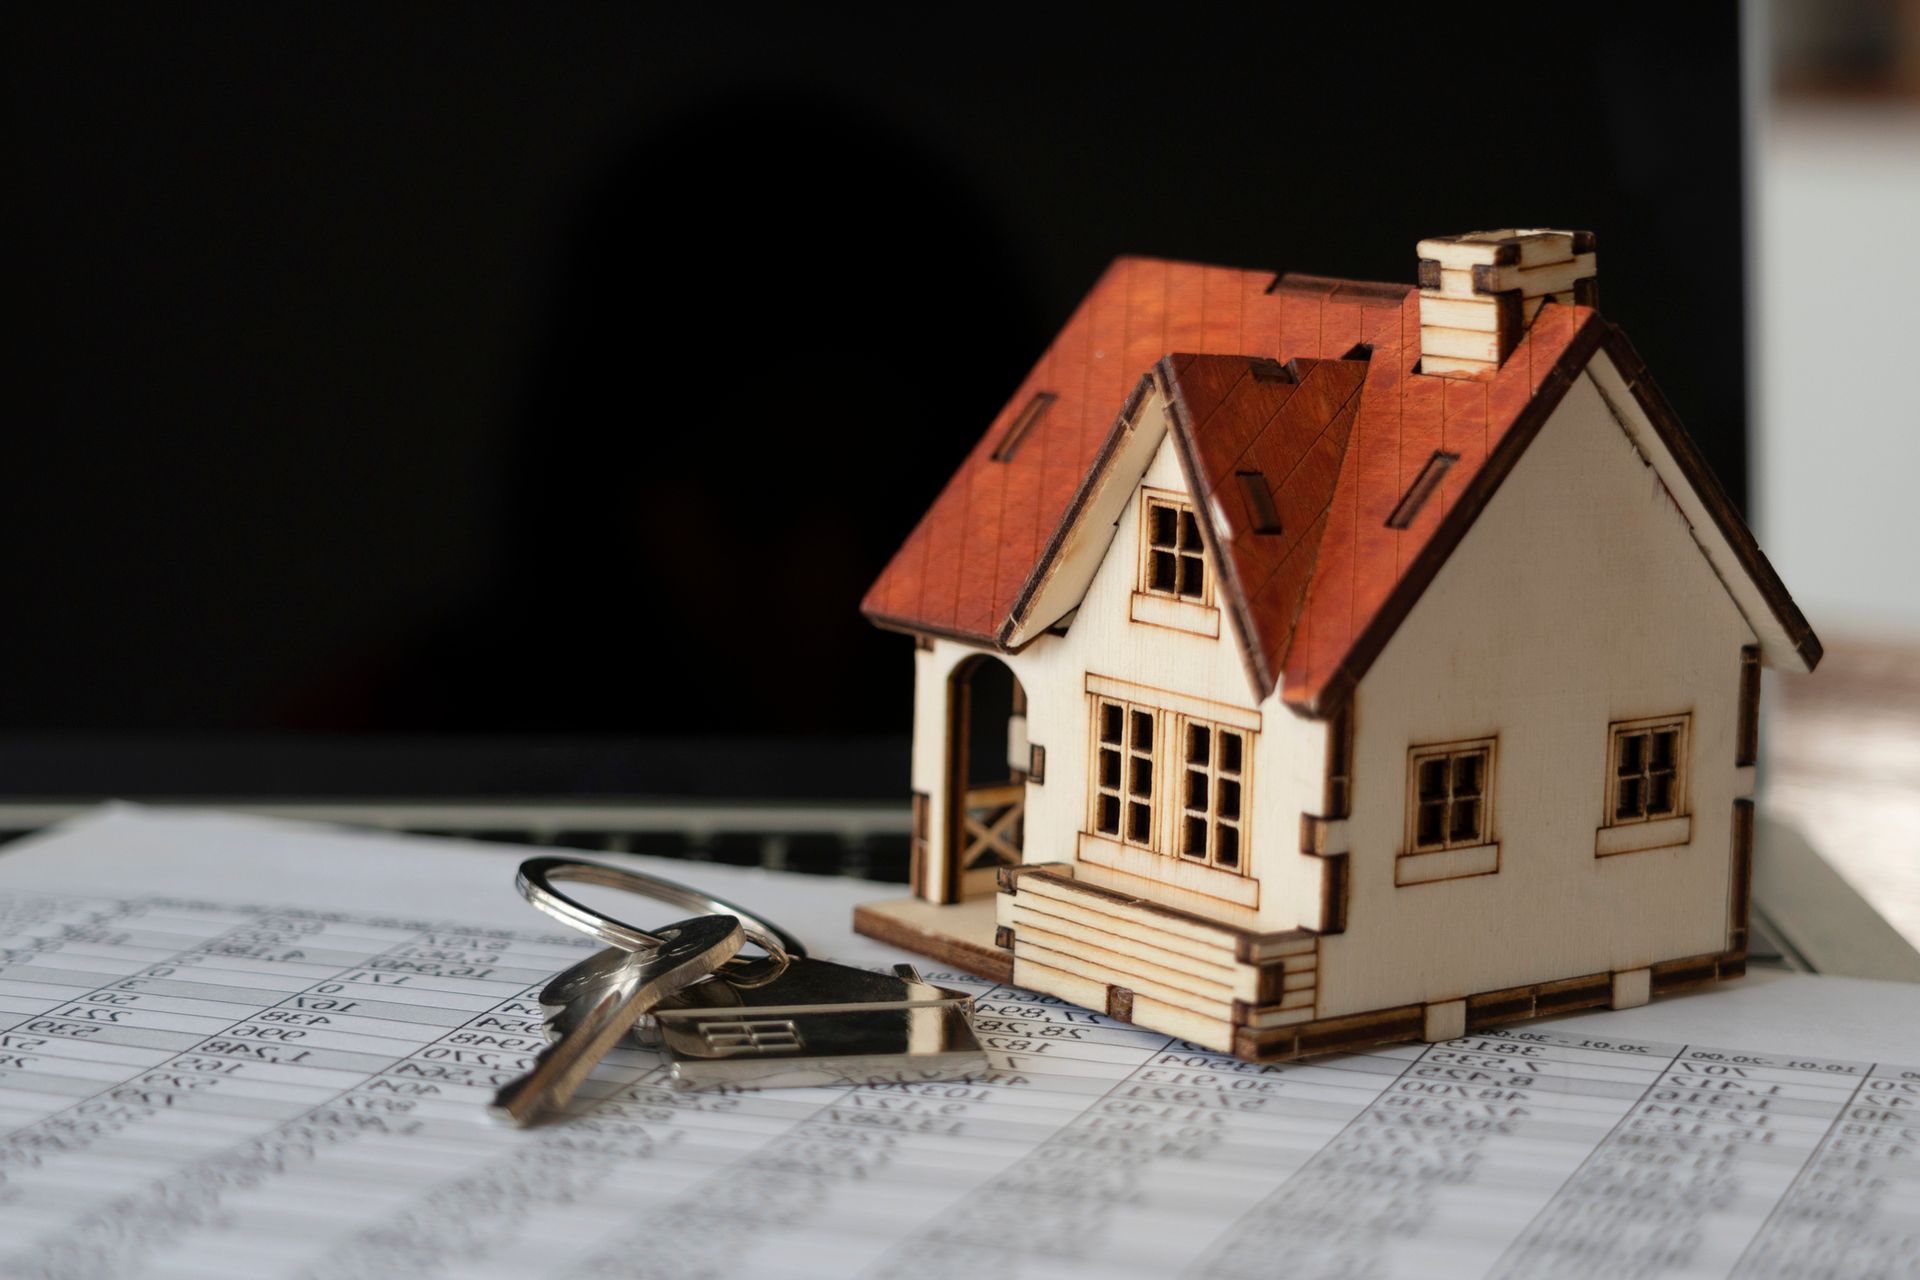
[1235,471,1284,535]
[1141,496,1208,603]
[1385,450,1460,530]
[991,391,1057,462]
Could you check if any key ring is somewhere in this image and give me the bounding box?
[515,857,807,968]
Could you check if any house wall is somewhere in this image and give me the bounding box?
[909,424,1329,934]
[1320,362,1758,1018]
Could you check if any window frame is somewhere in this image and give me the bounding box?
[1089,695,1160,851]
[1404,738,1496,854]
[1137,492,1212,607]
[1172,715,1249,875]
[1085,695,1254,878]
[1604,714,1690,828]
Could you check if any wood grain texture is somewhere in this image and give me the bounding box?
[862,893,1751,1065]
[1279,301,1607,713]
[1736,645,1762,768]
[1320,374,1761,1021]
[851,897,1012,984]
[1589,332,1821,673]
[1232,949,1741,1063]
[1160,354,1367,699]
[1729,797,1755,953]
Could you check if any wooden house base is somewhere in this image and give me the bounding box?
[852,896,1010,985]
[855,864,1747,1064]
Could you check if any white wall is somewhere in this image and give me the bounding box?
[1325,363,1759,1016]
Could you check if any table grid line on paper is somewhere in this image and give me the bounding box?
[1,888,1916,1280]
[1479,1039,1690,1278]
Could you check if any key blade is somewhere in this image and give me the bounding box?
[505,982,656,1122]
[489,914,742,1126]
[490,984,624,1124]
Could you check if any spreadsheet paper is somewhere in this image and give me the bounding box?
[0,809,1916,1279]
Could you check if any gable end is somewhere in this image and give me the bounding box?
[1288,314,1609,715]
[1592,329,1821,674]
[1298,319,1819,715]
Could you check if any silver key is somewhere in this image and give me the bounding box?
[535,944,790,1042]
[542,951,986,1091]
[490,914,742,1126]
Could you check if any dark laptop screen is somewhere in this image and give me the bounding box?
[0,7,1746,798]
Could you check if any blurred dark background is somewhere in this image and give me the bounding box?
[0,5,1745,796]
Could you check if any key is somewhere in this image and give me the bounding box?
[490,914,742,1125]
[536,945,790,1045]
[543,951,987,1092]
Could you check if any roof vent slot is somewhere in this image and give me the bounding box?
[1236,471,1285,536]
[1248,357,1294,384]
[991,391,1058,462]
[1385,451,1460,530]
[1340,343,1374,361]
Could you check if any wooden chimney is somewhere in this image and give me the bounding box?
[1416,229,1598,376]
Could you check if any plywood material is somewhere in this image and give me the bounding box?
[1422,999,1466,1041]
[1417,229,1587,270]
[1415,231,1597,377]
[1004,896,1241,990]
[865,231,1821,1066]
[1395,842,1499,885]
[1595,815,1692,857]
[1011,933,1235,1023]
[1323,371,1760,1019]
[851,896,1009,983]
[1011,868,1245,952]
[1075,833,1260,912]
[1611,967,1651,1009]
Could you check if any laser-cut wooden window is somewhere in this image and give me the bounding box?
[1140,497,1208,603]
[1607,715,1689,825]
[1407,739,1494,852]
[1091,698,1158,848]
[1175,717,1248,873]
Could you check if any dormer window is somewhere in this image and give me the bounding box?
[1142,497,1208,603]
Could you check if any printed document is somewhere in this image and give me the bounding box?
[0,808,1915,1278]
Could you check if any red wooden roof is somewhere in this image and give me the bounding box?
[1159,353,1369,700]
[862,256,1814,715]
[861,257,1291,644]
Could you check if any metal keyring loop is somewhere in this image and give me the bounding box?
[515,857,806,969]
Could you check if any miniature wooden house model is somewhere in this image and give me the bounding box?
[854,230,1820,1062]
